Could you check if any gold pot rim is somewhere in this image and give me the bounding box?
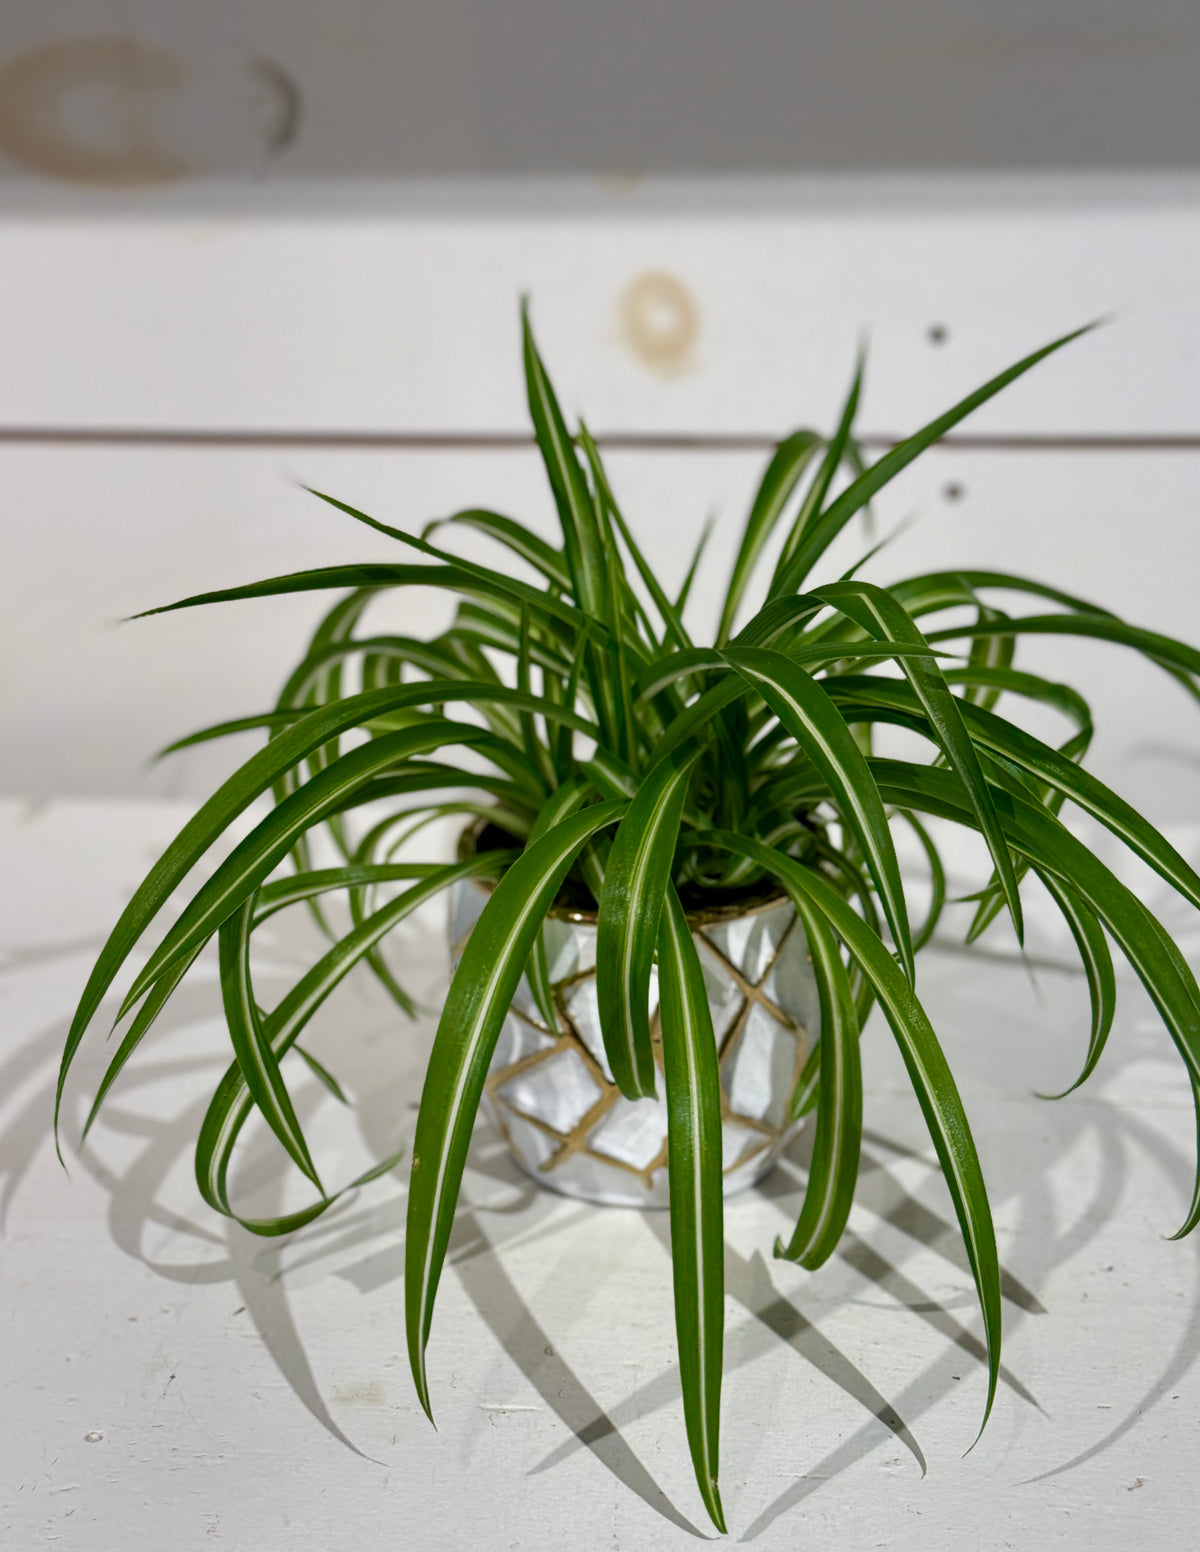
[457,812,799,928]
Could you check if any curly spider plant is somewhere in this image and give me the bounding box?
[58,306,1200,1533]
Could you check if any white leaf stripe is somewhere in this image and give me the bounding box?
[406,802,626,1412]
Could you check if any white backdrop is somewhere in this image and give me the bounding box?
[4,177,1200,818]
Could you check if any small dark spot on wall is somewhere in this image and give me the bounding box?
[927,323,949,345]
[249,57,302,155]
[942,481,965,502]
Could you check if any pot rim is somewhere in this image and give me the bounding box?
[457,812,797,928]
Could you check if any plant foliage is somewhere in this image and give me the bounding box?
[60,307,1200,1529]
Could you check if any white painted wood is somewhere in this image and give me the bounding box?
[6,441,1199,817]
[3,798,1199,1549]
[2,182,1200,433]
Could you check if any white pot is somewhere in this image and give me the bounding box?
[448,855,822,1209]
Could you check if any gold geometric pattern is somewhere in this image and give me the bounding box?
[450,881,821,1209]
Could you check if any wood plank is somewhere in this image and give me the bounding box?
[2,185,1200,433]
[5,441,1198,819]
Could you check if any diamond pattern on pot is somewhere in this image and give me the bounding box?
[720,1117,772,1171]
[509,974,557,1032]
[695,947,745,1045]
[702,900,794,985]
[496,1109,560,1172]
[457,863,821,1207]
[449,877,488,959]
[564,964,660,1083]
[588,1093,670,1172]
[722,1002,803,1131]
[761,917,822,1038]
[496,1046,602,1135]
[542,916,596,982]
[492,1013,557,1071]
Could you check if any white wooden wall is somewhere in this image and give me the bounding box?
[4,180,1200,816]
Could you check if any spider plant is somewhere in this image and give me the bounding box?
[58,307,1200,1533]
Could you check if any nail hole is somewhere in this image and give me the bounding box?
[927,323,949,345]
[942,482,965,502]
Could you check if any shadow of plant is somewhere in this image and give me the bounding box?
[4,906,1200,1539]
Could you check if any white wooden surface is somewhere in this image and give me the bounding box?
[4,181,1200,809]
[3,191,1200,433]
[3,798,1200,1549]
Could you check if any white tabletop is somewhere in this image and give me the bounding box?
[3,797,1199,1550]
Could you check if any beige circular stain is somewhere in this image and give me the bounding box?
[620,272,699,376]
[0,37,190,185]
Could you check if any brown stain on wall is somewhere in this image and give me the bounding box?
[0,37,191,185]
[620,271,699,377]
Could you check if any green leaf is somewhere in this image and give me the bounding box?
[521,781,591,1031]
[717,429,823,645]
[925,611,1200,686]
[597,752,702,1099]
[406,800,627,1416]
[817,580,1024,944]
[706,828,1002,1437]
[894,810,947,953]
[196,855,511,1229]
[81,946,202,1141]
[522,303,607,616]
[422,508,570,589]
[134,557,595,652]
[218,896,323,1190]
[829,674,1200,918]
[578,422,691,655]
[295,1045,349,1104]
[1033,869,1116,1098]
[721,646,915,983]
[775,896,862,1267]
[254,862,445,923]
[120,720,492,1016]
[770,349,865,592]
[775,323,1096,590]
[674,516,714,618]
[657,885,727,1534]
[58,684,506,1151]
[868,759,1200,1235]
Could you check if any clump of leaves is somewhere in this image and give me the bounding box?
[60,308,1200,1532]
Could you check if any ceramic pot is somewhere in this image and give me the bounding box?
[449,830,823,1209]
